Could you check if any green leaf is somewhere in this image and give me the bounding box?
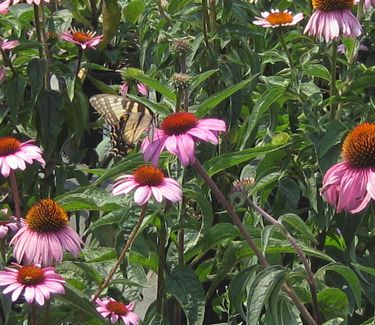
[121,71,176,101]
[5,78,26,123]
[318,288,349,321]
[276,297,303,325]
[185,223,239,261]
[183,183,214,236]
[317,119,347,159]
[190,69,218,92]
[196,76,258,117]
[165,265,205,325]
[57,188,128,212]
[304,64,331,81]
[228,265,258,321]
[315,263,361,308]
[27,58,47,100]
[126,93,172,115]
[352,263,375,277]
[279,213,317,243]
[124,0,145,24]
[246,266,288,325]
[56,284,106,324]
[36,90,64,156]
[240,85,288,150]
[346,71,375,92]
[203,144,284,176]
[91,153,144,186]
[322,318,345,325]
[64,73,76,101]
[86,75,118,95]
[100,0,121,48]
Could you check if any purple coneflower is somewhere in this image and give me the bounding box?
[364,0,375,9]
[322,123,375,214]
[304,0,361,42]
[112,165,182,205]
[10,199,83,266]
[142,112,226,167]
[0,137,45,177]
[0,38,19,50]
[253,9,303,28]
[96,298,140,325]
[0,209,21,239]
[60,27,103,50]
[0,264,65,306]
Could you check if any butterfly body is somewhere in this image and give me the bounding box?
[89,94,153,156]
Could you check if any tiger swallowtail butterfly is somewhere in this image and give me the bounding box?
[89,94,154,156]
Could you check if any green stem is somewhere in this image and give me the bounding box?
[90,204,147,303]
[75,47,83,80]
[202,0,210,48]
[179,54,189,111]
[45,300,50,325]
[9,171,21,226]
[330,41,338,120]
[33,3,50,90]
[0,49,17,77]
[277,30,294,70]
[157,215,167,315]
[0,239,5,262]
[33,4,43,59]
[357,0,364,21]
[30,303,37,325]
[193,160,317,325]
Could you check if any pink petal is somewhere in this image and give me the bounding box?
[134,186,152,205]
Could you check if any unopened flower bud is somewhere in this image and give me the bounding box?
[171,38,191,55]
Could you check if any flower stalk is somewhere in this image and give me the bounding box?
[330,41,338,119]
[0,49,17,77]
[75,47,83,79]
[33,3,50,90]
[90,204,148,303]
[157,215,167,315]
[193,160,317,325]
[9,171,21,226]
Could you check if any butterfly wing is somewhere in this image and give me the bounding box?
[89,94,153,147]
[121,100,154,144]
[89,94,128,125]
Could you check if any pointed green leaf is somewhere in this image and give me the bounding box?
[165,265,205,325]
[56,284,106,324]
[315,263,361,307]
[279,213,317,243]
[196,76,258,117]
[247,266,288,325]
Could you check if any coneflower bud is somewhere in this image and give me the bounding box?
[171,38,191,55]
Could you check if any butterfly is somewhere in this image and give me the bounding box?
[89,94,154,156]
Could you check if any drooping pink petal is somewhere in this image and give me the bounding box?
[134,186,152,205]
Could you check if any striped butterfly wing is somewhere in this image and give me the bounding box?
[89,94,126,125]
[89,94,153,155]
